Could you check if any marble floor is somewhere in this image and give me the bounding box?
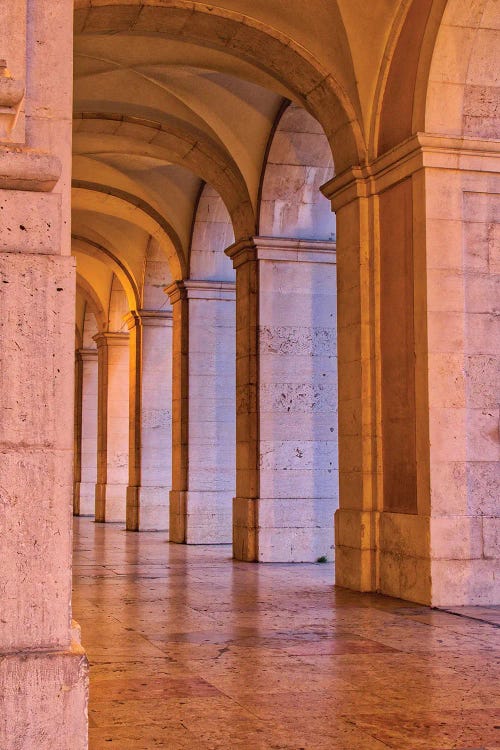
[73,518,500,750]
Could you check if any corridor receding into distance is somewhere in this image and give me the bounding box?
[73,518,499,750]
[1,1,498,748]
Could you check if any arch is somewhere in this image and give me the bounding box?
[72,181,186,279]
[73,234,141,310]
[189,182,235,280]
[142,235,174,308]
[74,112,256,239]
[76,272,108,331]
[374,0,447,156]
[258,102,335,239]
[73,0,366,171]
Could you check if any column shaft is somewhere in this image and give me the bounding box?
[76,348,98,515]
[126,310,173,531]
[166,280,236,544]
[94,332,130,523]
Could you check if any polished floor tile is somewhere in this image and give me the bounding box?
[73,518,500,749]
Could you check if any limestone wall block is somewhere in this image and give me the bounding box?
[0,647,88,750]
[483,517,500,559]
[0,448,73,650]
[430,559,499,606]
[259,468,338,499]
[257,525,334,563]
[430,516,483,560]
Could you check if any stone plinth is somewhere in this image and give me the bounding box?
[125,310,173,531]
[165,280,236,544]
[226,237,338,562]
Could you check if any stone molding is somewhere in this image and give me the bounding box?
[225,236,337,268]
[0,147,62,192]
[165,279,236,304]
[92,331,129,348]
[0,59,25,140]
[321,132,500,211]
[124,309,173,330]
[76,347,98,362]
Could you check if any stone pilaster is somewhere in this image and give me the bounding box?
[94,332,130,523]
[74,348,98,516]
[226,237,338,562]
[125,310,173,531]
[165,280,236,544]
[322,133,500,605]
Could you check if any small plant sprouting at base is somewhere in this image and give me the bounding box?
[316,555,328,563]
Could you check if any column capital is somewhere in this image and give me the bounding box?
[124,309,173,330]
[76,347,98,362]
[321,132,500,211]
[93,331,129,348]
[164,279,236,304]
[225,236,336,268]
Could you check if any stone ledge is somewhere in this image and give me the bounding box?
[0,147,61,191]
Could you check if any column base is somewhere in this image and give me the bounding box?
[334,508,378,592]
[233,497,334,562]
[170,490,232,544]
[0,628,88,749]
[94,483,126,523]
[379,512,498,606]
[126,486,169,531]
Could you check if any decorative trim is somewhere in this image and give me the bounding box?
[124,309,173,330]
[0,147,61,192]
[225,236,337,268]
[165,279,236,303]
[321,132,500,210]
[93,332,129,347]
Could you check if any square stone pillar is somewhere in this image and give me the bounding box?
[165,280,236,544]
[125,310,173,531]
[322,133,500,606]
[94,332,130,523]
[226,238,338,562]
[0,1,88,745]
[74,348,98,516]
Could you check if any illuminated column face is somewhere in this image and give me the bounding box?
[126,310,173,531]
[94,332,130,523]
[75,348,98,516]
[227,238,338,563]
[166,281,236,544]
[0,1,88,746]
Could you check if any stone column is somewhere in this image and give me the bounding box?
[165,280,236,544]
[74,348,98,516]
[125,310,173,531]
[0,1,88,746]
[94,332,130,523]
[226,238,338,562]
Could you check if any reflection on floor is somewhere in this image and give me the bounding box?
[73,517,500,750]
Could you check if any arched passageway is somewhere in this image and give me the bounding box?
[1,1,498,747]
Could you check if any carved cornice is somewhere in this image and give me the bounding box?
[165,279,236,304]
[321,132,500,211]
[124,309,173,330]
[225,236,336,268]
